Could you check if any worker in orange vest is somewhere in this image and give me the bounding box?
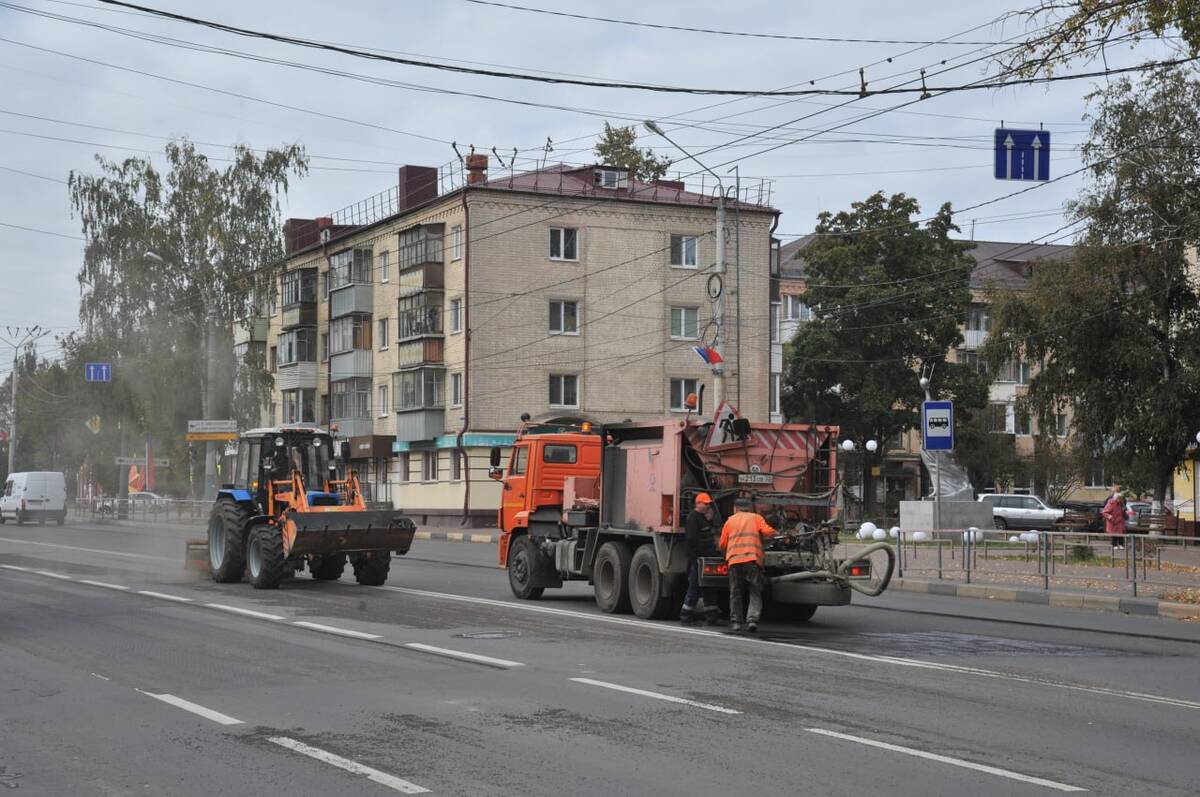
[718,497,775,632]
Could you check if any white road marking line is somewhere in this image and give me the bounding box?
[570,677,741,715]
[293,621,381,640]
[136,690,244,726]
[35,570,72,580]
[381,585,1200,712]
[0,563,31,571]
[90,673,110,681]
[137,590,192,603]
[204,603,286,621]
[79,579,129,591]
[403,642,524,669]
[806,728,1087,793]
[268,736,429,794]
[0,536,174,561]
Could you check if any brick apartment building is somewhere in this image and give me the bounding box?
[245,157,778,524]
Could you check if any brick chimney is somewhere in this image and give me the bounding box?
[398,165,438,212]
[465,153,489,185]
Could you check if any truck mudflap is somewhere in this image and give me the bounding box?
[282,511,417,557]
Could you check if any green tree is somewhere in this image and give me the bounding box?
[781,192,990,510]
[69,139,306,496]
[593,122,671,181]
[984,66,1200,505]
[1001,0,1200,77]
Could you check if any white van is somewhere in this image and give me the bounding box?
[0,471,67,526]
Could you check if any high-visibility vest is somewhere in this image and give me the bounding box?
[719,512,775,566]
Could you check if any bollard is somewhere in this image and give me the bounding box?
[937,540,943,580]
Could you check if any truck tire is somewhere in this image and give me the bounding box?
[351,551,391,586]
[628,544,677,620]
[593,540,633,614]
[208,499,249,583]
[507,535,545,600]
[309,554,346,581]
[247,524,287,589]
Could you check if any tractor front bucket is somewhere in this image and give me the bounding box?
[284,510,417,558]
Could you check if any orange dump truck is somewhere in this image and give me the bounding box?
[490,409,894,621]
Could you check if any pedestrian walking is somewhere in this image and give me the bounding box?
[680,492,724,626]
[718,497,775,633]
[1101,485,1127,549]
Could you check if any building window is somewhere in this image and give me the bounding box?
[277,328,317,366]
[770,374,780,415]
[320,394,330,424]
[669,378,699,412]
[670,306,699,339]
[423,450,439,481]
[281,388,316,424]
[784,295,812,321]
[451,225,463,261]
[378,384,389,417]
[281,268,316,306]
[1054,412,1068,437]
[959,350,989,376]
[269,402,277,426]
[670,234,698,268]
[378,318,389,351]
[398,454,409,483]
[449,297,462,334]
[398,225,444,268]
[450,372,463,408]
[331,378,371,419]
[379,250,390,283]
[549,373,579,408]
[1016,360,1031,385]
[398,292,443,340]
[320,332,329,362]
[987,403,1011,433]
[967,307,992,332]
[330,314,372,353]
[269,345,277,372]
[770,303,780,343]
[549,227,578,261]
[593,168,627,189]
[328,247,373,290]
[320,271,328,300]
[451,450,462,481]
[549,300,579,335]
[393,367,445,411]
[1086,463,1107,488]
[1015,407,1032,436]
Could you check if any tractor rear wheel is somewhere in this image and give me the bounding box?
[351,551,391,586]
[208,499,249,583]
[247,524,287,589]
[309,554,346,581]
[593,540,633,614]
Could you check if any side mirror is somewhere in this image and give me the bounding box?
[339,441,351,461]
[260,458,273,473]
[489,446,501,467]
[488,466,503,481]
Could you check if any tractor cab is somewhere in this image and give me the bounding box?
[228,426,339,513]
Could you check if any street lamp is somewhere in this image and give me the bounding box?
[643,119,728,406]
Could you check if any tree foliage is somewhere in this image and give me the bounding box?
[984,66,1200,503]
[782,192,990,456]
[593,122,671,181]
[1001,0,1200,77]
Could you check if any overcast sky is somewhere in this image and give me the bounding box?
[0,0,1179,352]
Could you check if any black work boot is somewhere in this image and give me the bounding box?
[680,606,699,625]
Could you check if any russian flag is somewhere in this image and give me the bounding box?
[692,346,724,365]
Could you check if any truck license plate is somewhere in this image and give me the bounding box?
[737,473,773,484]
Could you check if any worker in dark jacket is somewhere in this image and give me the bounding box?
[680,493,724,626]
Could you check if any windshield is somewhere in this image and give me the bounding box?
[291,436,333,492]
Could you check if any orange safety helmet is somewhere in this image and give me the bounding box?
[694,492,713,505]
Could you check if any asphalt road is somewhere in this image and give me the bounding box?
[2,518,1199,796]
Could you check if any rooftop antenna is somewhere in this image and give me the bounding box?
[491,146,508,169]
[541,136,553,170]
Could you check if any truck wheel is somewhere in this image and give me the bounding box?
[309,554,346,581]
[351,551,391,586]
[629,544,676,620]
[508,535,545,600]
[208,499,249,583]
[247,524,286,589]
[593,541,633,614]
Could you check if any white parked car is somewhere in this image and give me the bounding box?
[977,493,1064,530]
[0,471,67,526]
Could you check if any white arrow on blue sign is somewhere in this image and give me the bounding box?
[922,400,954,451]
[994,128,1050,182]
[84,362,112,383]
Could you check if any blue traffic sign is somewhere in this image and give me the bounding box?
[84,362,112,383]
[994,128,1050,182]
[922,400,954,451]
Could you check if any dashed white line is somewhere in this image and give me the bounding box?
[0,536,174,561]
[806,728,1086,792]
[90,672,110,681]
[293,621,381,640]
[268,736,429,794]
[35,570,72,580]
[78,579,129,591]
[138,590,192,603]
[137,690,244,726]
[0,563,31,571]
[204,603,286,621]
[569,677,742,715]
[403,642,525,669]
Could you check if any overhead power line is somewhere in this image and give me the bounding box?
[95,0,1200,97]
[0,221,82,241]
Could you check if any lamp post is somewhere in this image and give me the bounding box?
[644,120,727,407]
[840,437,878,523]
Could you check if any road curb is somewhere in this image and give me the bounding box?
[890,577,1200,621]
[414,530,497,544]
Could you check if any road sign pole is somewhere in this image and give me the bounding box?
[935,451,942,532]
[7,345,16,475]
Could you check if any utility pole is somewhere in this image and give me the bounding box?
[3,326,48,475]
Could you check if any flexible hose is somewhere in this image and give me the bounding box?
[768,542,896,598]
